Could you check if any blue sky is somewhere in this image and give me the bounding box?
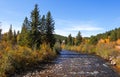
[0,0,120,37]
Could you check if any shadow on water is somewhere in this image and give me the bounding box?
[11,62,53,77]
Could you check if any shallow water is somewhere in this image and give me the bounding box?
[15,50,119,77]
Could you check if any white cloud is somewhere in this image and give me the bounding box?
[55,29,69,36]
[55,19,104,37]
[70,25,103,31]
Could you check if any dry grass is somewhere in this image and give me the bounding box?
[63,42,120,70]
[0,42,57,77]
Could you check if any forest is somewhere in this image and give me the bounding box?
[0,4,61,77]
[0,4,120,77]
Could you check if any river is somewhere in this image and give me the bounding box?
[14,50,119,77]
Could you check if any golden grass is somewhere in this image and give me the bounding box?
[63,42,120,70]
[0,42,57,77]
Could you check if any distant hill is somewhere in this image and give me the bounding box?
[96,27,120,40]
[89,27,120,44]
[54,34,67,41]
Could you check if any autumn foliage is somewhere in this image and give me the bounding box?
[0,4,57,77]
[63,28,120,74]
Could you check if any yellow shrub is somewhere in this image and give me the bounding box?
[0,42,57,76]
[95,43,116,59]
[116,39,120,45]
[0,53,14,77]
[40,43,56,60]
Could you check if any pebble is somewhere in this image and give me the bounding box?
[13,51,119,77]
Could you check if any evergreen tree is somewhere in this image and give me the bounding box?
[12,30,17,45]
[65,38,68,45]
[76,31,82,45]
[110,31,117,41]
[72,37,75,45]
[46,11,55,48]
[18,17,30,46]
[17,31,20,35]
[67,34,73,45]
[8,25,13,43]
[117,28,120,39]
[89,36,98,45]
[40,15,46,42]
[30,4,41,49]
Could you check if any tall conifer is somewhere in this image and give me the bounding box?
[46,11,55,48]
[76,31,82,45]
[30,4,41,49]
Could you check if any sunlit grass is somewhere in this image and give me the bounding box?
[63,42,120,71]
[0,42,57,77]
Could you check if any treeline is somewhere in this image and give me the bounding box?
[89,27,120,45]
[0,4,58,77]
[63,27,120,72]
[2,4,55,49]
[54,34,67,43]
[63,31,82,46]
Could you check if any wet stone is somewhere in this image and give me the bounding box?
[14,50,119,77]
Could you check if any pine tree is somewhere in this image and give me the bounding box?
[46,11,55,48]
[117,28,120,39]
[30,4,41,49]
[110,31,117,41]
[18,17,30,46]
[8,25,13,43]
[67,34,73,45]
[72,37,75,45]
[40,15,46,42]
[17,31,20,35]
[76,31,82,45]
[12,30,17,45]
[65,38,68,45]
[89,36,98,45]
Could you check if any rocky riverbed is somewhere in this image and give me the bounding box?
[13,50,119,77]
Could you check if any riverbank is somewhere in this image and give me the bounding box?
[114,66,120,76]
[62,43,120,75]
[14,50,119,77]
[0,43,58,77]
